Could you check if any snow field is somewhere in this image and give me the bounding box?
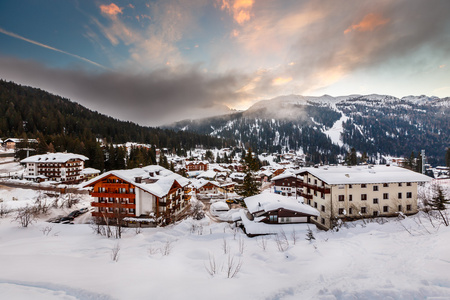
[0,183,449,299]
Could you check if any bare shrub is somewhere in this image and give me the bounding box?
[274,232,289,252]
[13,205,36,227]
[256,236,268,251]
[222,238,230,254]
[226,254,243,278]
[111,243,120,262]
[291,228,298,245]
[238,236,245,255]
[148,246,159,255]
[0,203,11,218]
[40,225,53,236]
[305,226,315,242]
[161,240,174,256]
[205,253,218,277]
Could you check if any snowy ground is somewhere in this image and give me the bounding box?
[0,184,449,299]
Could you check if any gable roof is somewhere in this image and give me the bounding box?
[244,193,319,216]
[82,165,189,198]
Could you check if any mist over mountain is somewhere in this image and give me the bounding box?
[168,94,450,165]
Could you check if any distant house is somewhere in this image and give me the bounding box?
[297,165,431,229]
[186,161,208,171]
[243,193,319,225]
[80,167,101,181]
[21,152,88,182]
[271,171,302,197]
[3,138,38,150]
[82,165,190,223]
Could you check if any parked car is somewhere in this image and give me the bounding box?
[79,207,89,214]
[68,210,81,218]
[60,216,74,224]
[47,215,65,223]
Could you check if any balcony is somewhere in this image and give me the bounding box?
[92,212,136,218]
[300,182,330,194]
[91,202,136,209]
[91,192,136,199]
[183,195,191,201]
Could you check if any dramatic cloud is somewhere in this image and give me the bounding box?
[0,57,249,126]
[220,0,254,24]
[344,13,389,34]
[100,3,123,17]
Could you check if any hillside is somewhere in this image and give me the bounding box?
[0,80,233,168]
[168,94,450,165]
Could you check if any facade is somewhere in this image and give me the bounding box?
[272,171,302,197]
[244,193,320,224]
[83,165,191,223]
[21,153,88,182]
[185,161,208,171]
[296,165,431,229]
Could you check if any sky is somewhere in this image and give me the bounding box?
[0,0,449,126]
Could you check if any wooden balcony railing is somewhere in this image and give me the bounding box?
[91,192,136,199]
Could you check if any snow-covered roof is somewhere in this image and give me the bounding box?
[80,168,100,175]
[82,165,189,198]
[197,170,217,179]
[210,201,230,211]
[299,165,431,185]
[4,138,38,143]
[230,172,245,179]
[191,178,220,189]
[271,170,301,182]
[21,152,89,163]
[244,193,320,216]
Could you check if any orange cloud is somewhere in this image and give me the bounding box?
[100,3,123,17]
[345,13,389,34]
[220,0,254,24]
[273,77,292,86]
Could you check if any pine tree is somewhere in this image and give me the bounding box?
[428,185,450,226]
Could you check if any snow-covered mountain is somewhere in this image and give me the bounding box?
[168,94,450,165]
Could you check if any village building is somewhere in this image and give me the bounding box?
[185,161,209,171]
[3,138,38,150]
[271,171,302,197]
[237,193,320,236]
[82,165,191,224]
[80,167,101,181]
[296,165,431,229]
[21,152,88,183]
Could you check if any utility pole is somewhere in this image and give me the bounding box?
[421,149,426,174]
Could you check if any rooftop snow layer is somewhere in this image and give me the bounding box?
[244,193,319,216]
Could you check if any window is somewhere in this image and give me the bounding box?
[398,205,402,211]
[361,184,367,188]
[108,207,113,213]
[308,178,311,183]
[307,199,311,205]
[361,194,367,201]
[383,206,389,213]
[373,198,378,204]
[373,186,379,191]
[108,197,114,203]
[361,207,367,214]
[321,193,325,199]
[398,192,402,199]
[338,208,345,215]
[349,208,353,214]
[314,202,318,208]
[383,183,389,187]
[321,218,325,225]
[398,183,402,187]
[269,215,278,223]
[373,211,379,217]
[407,182,412,186]
[406,192,412,199]
[321,205,325,212]
[338,195,345,201]
[349,184,353,189]
[314,179,317,185]
[406,205,412,211]
[349,195,353,201]
[383,193,389,200]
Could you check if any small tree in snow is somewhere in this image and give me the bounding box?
[305,226,315,242]
[428,185,450,226]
